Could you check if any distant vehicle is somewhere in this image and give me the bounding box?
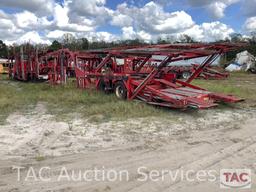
[0,59,10,74]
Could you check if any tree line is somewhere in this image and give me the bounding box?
[0,33,256,61]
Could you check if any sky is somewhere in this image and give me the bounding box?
[0,0,255,45]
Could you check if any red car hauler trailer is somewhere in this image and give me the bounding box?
[163,65,229,80]
[9,46,41,81]
[124,57,229,80]
[9,47,76,84]
[75,43,243,109]
[39,49,75,85]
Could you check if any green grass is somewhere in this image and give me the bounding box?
[0,75,167,124]
[192,72,256,110]
[35,155,46,161]
[192,72,256,100]
[0,72,255,124]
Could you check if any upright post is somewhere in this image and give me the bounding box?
[20,46,25,80]
[60,51,65,84]
[35,47,39,79]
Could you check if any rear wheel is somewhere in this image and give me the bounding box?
[98,79,106,92]
[98,79,113,94]
[114,82,127,99]
[249,68,256,74]
[182,71,191,79]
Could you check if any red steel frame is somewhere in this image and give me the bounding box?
[8,43,244,110]
[75,43,243,109]
[39,49,75,84]
[161,65,229,80]
[9,47,77,84]
[9,46,40,81]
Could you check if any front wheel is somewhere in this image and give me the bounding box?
[114,82,127,100]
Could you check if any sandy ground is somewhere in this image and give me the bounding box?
[0,103,256,192]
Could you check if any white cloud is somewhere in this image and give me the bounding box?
[188,0,240,18]
[47,30,118,42]
[111,13,133,27]
[0,10,8,18]
[68,0,108,17]
[19,31,50,44]
[117,2,234,42]
[54,3,69,27]
[244,17,256,32]
[84,31,118,42]
[46,30,75,39]
[14,10,53,30]
[15,11,38,28]
[0,12,23,40]
[122,27,137,39]
[67,0,113,26]
[0,0,239,44]
[53,1,97,32]
[152,11,194,33]
[181,25,204,40]
[52,2,97,32]
[6,31,51,45]
[200,22,234,41]
[112,2,194,34]
[12,10,53,33]
[178,22,234,42]
[121,27,152,42]
[137,31,152,41]
[0,0,54,16]
[207,2,227,19]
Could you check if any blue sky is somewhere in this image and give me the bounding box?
[0,0,255,44]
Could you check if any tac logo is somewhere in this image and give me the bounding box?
[220,169,251,189]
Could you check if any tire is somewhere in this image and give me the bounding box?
[182,71,191,79]
[114,82,127,100]
[10,72,14,79]
[249,68,256,74]
[98,79,106,92]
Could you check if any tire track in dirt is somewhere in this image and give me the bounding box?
[0,105,256,192]
[167,142,256,192]
[3,126,255,192]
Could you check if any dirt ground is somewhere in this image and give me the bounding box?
[0,101,256,191]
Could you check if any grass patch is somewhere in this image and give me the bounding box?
[0,72,255,124]
[192,72,256,107]
[193,72,256,98]
[35,155,46,161]
[0,74,167,124]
